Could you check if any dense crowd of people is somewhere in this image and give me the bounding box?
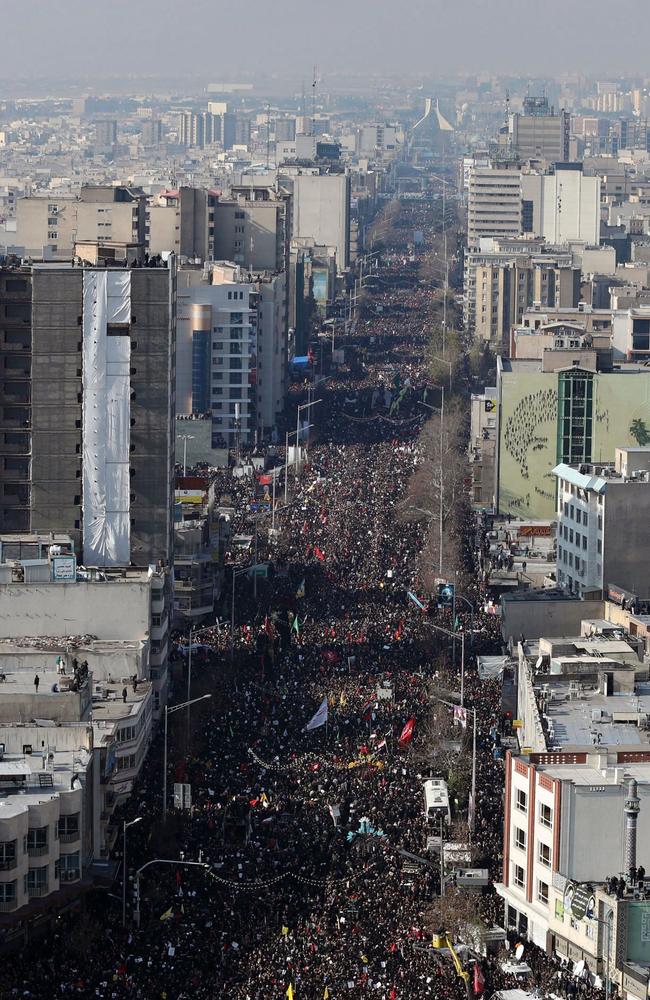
[0,199,607,999]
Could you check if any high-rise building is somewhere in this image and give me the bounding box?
[94,119,117,151]
[467,166,523,250]
[521,165,601,245]
[13,186,147,259]
[288,171,351,270]
[511,100,570,163]
[210,185,291,272]
[176,263,287,447]
[464,238,580,345]
[0,255,176,567]
[554,448,650,599]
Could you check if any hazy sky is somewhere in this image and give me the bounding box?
[3,0,650,82]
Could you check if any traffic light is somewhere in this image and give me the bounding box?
[437,583,455,608]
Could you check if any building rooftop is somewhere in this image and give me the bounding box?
[91,679,152,722]
[540,682,650,750]
[0,747,90,803]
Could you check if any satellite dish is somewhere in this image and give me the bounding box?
[515,944,525,961]
[574,960,585,977]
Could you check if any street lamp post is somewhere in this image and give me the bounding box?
[295,398,321,476]
[163,694,212,820]
[133,858,210,926]
[432,356,453,392]
[418,386,445,574]
[428,691,478,839]
[178,435,194,478]
[122,816,142,926]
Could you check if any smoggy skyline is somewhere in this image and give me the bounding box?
[3,0,650,84]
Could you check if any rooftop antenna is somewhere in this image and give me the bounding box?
[504,89,511,129]
[311,65,318,137]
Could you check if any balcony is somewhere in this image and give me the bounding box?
[27,884,48,898]
[27,845,48,858]
[0,899,17,912]
[59,831,80,845]
[0,858,17,873]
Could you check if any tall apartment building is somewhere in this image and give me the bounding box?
[0,255,176,567]
[554,448,650,600]
[288,171,351,270]
[13,186,147,259]
[211,185,291,272]
[510,98,570,163]
[464,238,580,346]
[176,262,287,447]
[521,165,601,245]
[473,256,580,348]
[467,166,523,250]
[93,120,117,152]
[146,187,217,260]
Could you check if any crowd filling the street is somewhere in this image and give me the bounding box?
[0,198,606,1000]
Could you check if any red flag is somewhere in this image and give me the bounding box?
[308,347,315,365]
[473,963,485,996]
[258,473,272,486]
[314,546,326,562]
[398,717,416,747]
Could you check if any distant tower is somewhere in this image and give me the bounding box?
[624,777,641,877]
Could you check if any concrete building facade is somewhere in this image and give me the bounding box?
[467,167,523,250]
[0,258,176,568]
[554,449,650,600]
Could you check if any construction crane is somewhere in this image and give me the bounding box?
[432,931,472,998]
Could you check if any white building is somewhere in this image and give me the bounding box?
[522,167,601,246]
[176,262,287,446]
[554,449,650,600]
[498,633,650,949]
[0,535,171,715]
[467,167,523,250]
[0,724,102,925]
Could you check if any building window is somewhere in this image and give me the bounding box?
[0,840,17,871]
[515,827,526,851]
[558,370,594,465]
[513,864,525,890]
[537,880,549,906]
[516,789,528,813]
[55,851,80,883]
[116,754,136,772]
[583,513,588,527]
[538,842,551,867]
[57,815,80,844]
[540,803,553,829]
[0,880,17,910]
[27,827,48,857]
[597,538,602,554]
[25,865,48,897]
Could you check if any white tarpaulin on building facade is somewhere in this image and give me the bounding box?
[82,270,131,566]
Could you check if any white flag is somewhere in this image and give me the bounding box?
[303,697,328,732]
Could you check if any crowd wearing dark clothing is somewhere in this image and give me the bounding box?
[0,202,607,1000]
